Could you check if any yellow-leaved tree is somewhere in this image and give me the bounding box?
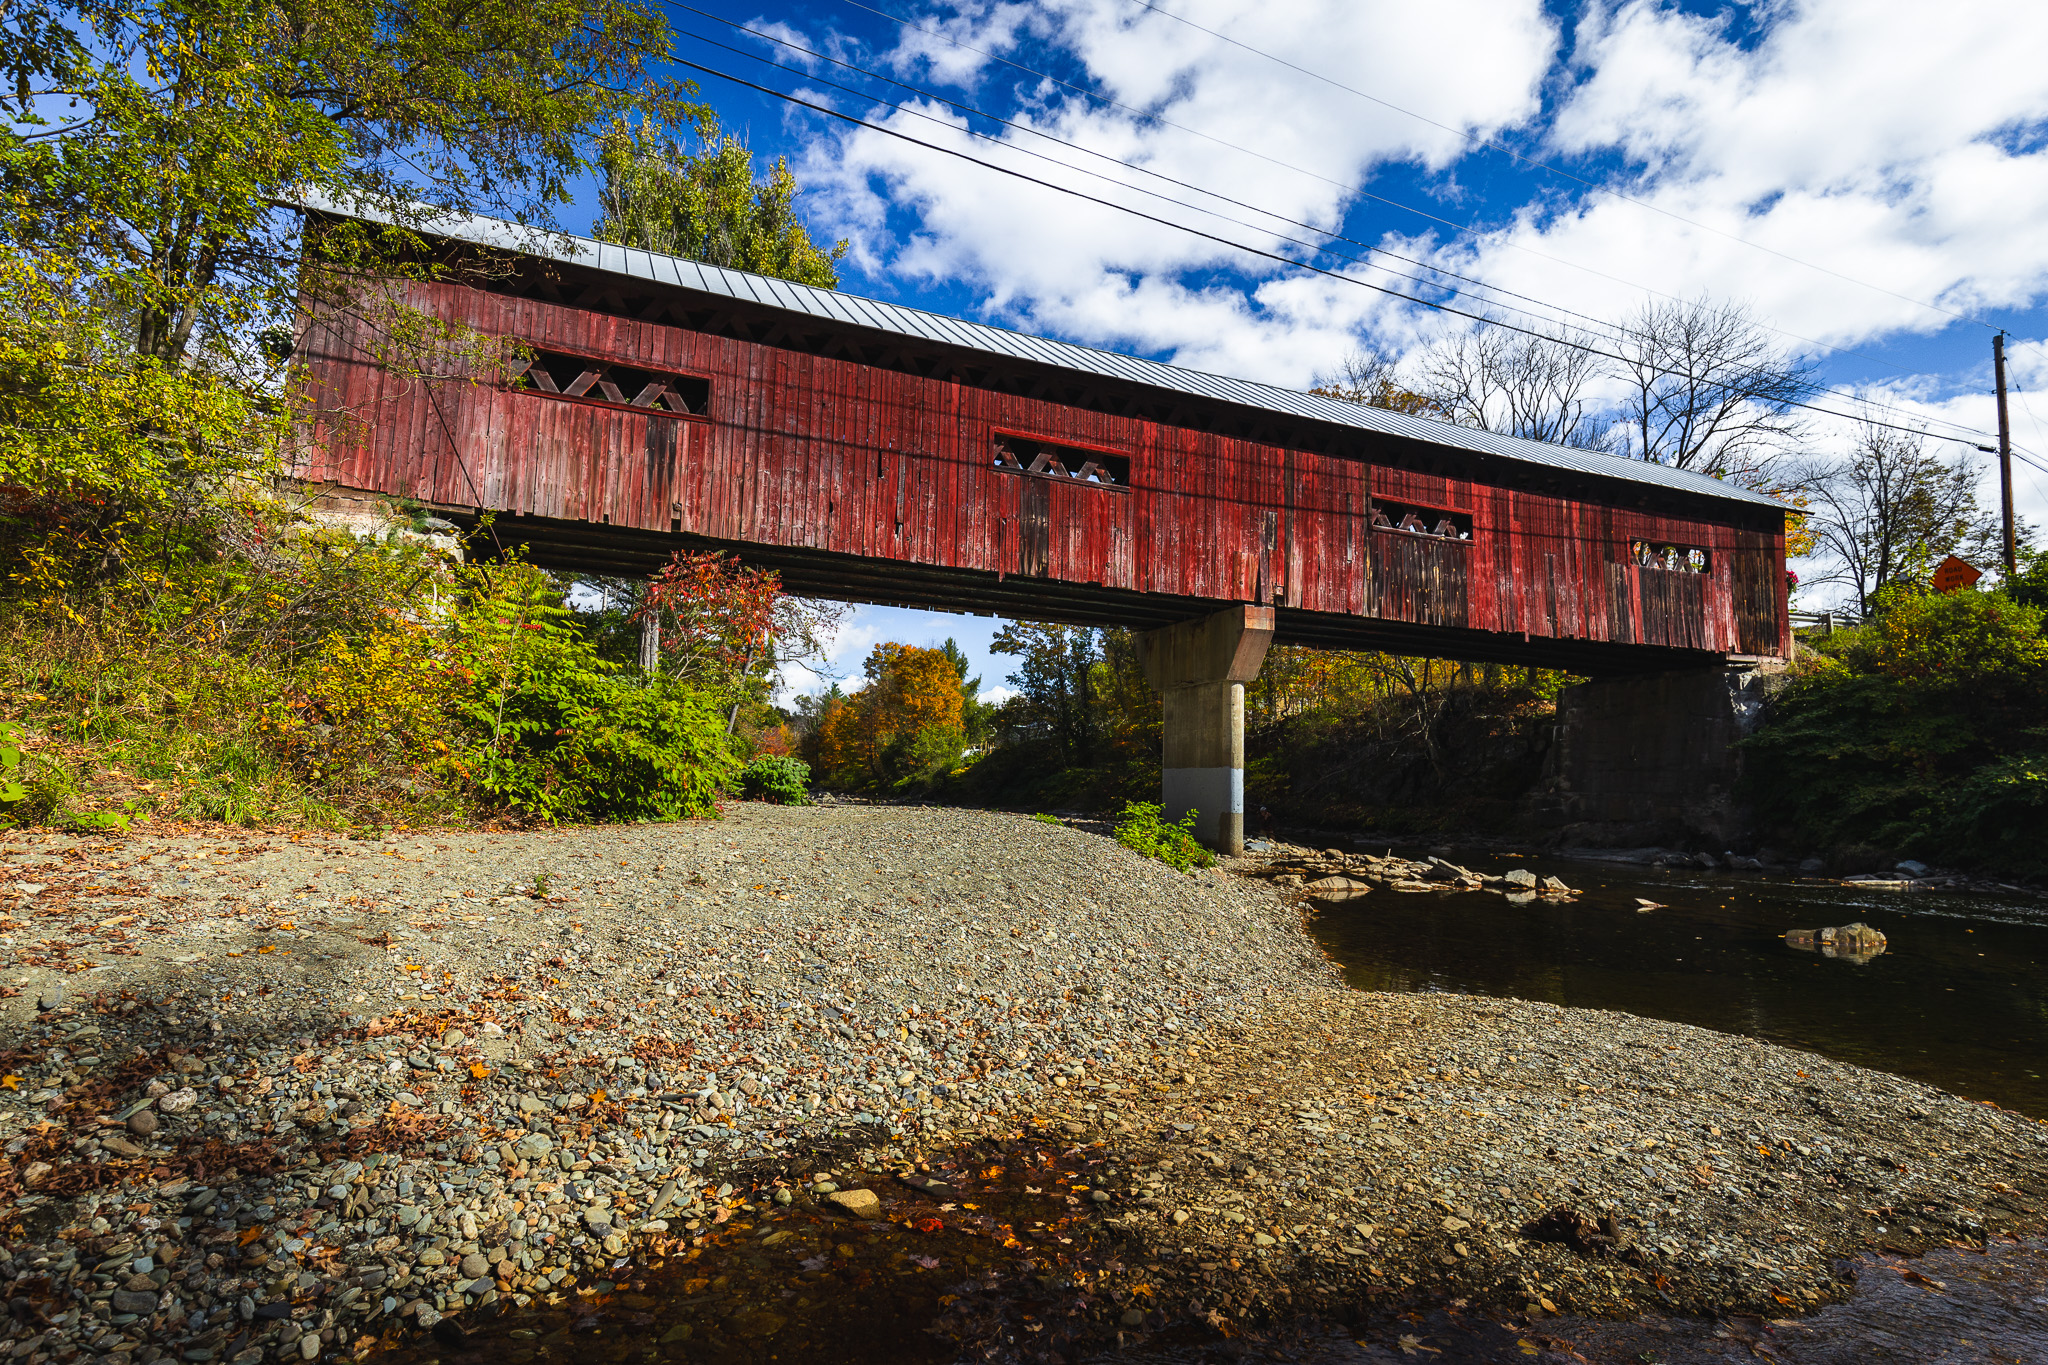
[812,643,965,790]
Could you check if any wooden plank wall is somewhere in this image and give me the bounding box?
[296,281,1789,657]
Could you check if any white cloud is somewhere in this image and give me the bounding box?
[781,0,2048,607]
[790,0,2048,408]
[1459,0,2048,347]
[804,0,1558,383]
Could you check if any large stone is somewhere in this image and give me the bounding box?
[824,1189,882,1220]
[1304,876,1371,903]
[127,1109,159,1138]
[458,1253,489,1279]
[111,1290,161,1315]
[1784,922,1887,962]
[512,1132,553,1159]
[1502,869,1538,889]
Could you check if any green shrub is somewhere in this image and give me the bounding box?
[1743,584,2048,874]
[0,722,24,809]
[444,564,738,822]
[1113,800,1214,872]
[1031,811,1061,824]
[881,724,966,791]
[741,755,811,804]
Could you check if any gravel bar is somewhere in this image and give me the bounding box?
[3,803,2046,1365]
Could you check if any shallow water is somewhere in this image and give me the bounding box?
[1308,850,2048,1118]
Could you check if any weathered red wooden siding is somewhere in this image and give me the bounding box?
[296,280,1788,659]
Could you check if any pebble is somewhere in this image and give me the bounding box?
[1,805,2041,1365]
[824,1190,882,1220]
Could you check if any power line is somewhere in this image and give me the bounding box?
[666,52,2008,455]
[667,20,1633,344]
[834,0,1985,364]
[674,8,1627,340]
[676,6,1988,440]
[1119,0,1994,332]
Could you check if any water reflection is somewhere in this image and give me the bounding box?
[1784,921,1888,963]
[1308,852,2048,1118]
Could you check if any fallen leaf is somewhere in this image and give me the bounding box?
[238,1226,264,1247]
[256,945,276,955]
[0,1076,16,1091]
[470,1063,491,1079]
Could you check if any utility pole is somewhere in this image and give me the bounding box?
[1994,332,2017,577]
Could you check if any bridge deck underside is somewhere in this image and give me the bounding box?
[467,511,1732,675]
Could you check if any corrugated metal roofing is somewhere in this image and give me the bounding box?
[314,198,1785,511]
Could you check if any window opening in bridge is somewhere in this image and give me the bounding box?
[1370,501,1471,540]
[993,434,1131,489]
[1631,540,1709,573]
[511,348,710,416]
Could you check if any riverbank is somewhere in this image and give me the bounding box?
[3,806,2046,1364]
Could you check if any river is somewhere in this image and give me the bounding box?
[1307,848,2048,1118]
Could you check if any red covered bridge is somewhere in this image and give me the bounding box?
[295,207,1789,849]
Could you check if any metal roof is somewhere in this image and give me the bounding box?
[316,198,1785,512]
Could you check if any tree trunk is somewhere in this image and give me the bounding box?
[639,613,661,676]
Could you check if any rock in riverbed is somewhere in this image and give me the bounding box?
[1786,921,1888,961]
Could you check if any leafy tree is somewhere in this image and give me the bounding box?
[939,636,998,745]
[811,642,965,788]
[593,114,847,287]
[1743,584,2048,874]
[6,0,692,368]
[991,622,1101,763]
[0,255,276,614]
[636,550,780,687]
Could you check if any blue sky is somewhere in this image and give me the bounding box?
[548,0,2048,701]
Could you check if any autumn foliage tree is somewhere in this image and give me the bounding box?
[636,550,780,688]
[810,642,965,790]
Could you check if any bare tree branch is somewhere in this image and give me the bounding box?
[1612,296,1818,483]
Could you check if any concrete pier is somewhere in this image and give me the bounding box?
[1138,605,1275,853]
